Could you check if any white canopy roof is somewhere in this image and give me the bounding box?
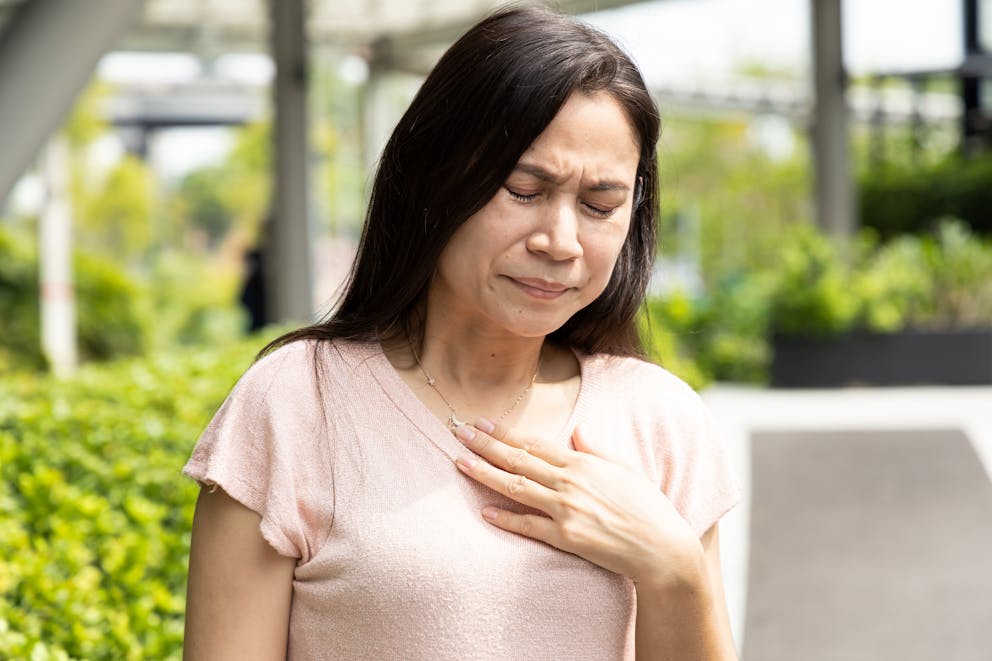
[2,0,649,61]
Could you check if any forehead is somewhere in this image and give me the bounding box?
[517,91,640,183]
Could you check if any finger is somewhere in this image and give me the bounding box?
[481,507,561,547]
[476,417,570,467]
[454,424,560,487]
[454,453,558,512]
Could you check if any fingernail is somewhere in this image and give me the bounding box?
[475,417,495,434]
[482,506,499,521]
[456,454,477,469]
[454,424,476,442]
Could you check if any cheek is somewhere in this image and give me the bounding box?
[573,246,623,308]
[589,227,629,278]
[436,246,475,291]
[436,225,501,291]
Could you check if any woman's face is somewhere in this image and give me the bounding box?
[430,91,641,339]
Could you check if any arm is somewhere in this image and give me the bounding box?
[633,523,737,660]
[184,486,297,661]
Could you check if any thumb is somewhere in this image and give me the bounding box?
[572,427,635,470]
[571,426,616,461]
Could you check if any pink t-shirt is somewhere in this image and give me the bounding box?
[183,339,739,659]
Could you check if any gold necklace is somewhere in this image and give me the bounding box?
[411,345,541,431]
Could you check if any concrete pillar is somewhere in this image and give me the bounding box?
[0,0,145,205]
[39,138,77,377]
[267,0,314,324]
[361,39,401,181]
[810,0,855,238]
[362,63,392,179]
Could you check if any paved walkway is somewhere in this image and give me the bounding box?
[701,386,992,658]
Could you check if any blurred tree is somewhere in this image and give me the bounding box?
[62,81,160,262]
[311,53,366,236]
[62,81,110,149]
[176,168,229,246]
[220,120,271,243]
[81,155,156,258]
[658,115,811,286]
[172,120,270,251]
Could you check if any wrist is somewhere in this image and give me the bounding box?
[631,537,709,596]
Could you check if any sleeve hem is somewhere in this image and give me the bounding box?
[183,462,301,560]
[689,491,741,540]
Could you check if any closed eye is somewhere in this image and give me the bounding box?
[506,186,618,218]
[583,203,616,219]
[506,187,538,203]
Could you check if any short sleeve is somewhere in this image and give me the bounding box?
[183,342,334,563]
[654,382,741,538]
[577,355,741,539]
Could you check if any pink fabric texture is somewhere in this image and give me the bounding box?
[183,339,740,660]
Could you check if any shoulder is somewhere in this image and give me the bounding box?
[228,338,376,414]
[232,340,315,400]
[577,351,713,445]
[246,338,313,378]
[579,352,703,410]
[239,338,375,389]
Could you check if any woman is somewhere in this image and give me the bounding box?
[183,6,740,659]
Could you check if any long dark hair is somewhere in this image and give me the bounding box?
[261,5,660,360]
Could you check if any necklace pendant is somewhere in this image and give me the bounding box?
[447,414,467,430]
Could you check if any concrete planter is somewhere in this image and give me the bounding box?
[771,328,992,387]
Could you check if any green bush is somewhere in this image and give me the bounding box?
[643,273,775,386]
[146,250,246,351]
[695,274,775,383]
[0,333,274,659]
[0,228,44,370]
[768,223,859,337]
[640,296,710,389]
[926,220,992,327]
[859,153,992,238]
[769,219,992,337]
[849,233,934,332]
[0,227,152,369]
[74,252,151,362]
[0,227,246,370]
[645,219,992,384]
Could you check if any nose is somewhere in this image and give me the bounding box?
[525,198,583,261]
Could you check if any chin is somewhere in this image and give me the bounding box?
[495,310,579,339]
[482,290,596,338]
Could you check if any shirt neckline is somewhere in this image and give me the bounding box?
[358,341,594,463]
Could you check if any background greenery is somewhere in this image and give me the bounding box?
[643,219,992,389]
[2,61,991,655]
[7,218,988,657]
[0,225,245,372]
[859,152,992,239]
[0,333,273,660]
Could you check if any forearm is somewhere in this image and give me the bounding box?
[633,552,738,661]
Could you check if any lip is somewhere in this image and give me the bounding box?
[507,276,573,300]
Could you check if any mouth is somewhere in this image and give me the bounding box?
[507,276,573,300]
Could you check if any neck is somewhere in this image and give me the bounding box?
[416,322,545,392]
[408,328,542,430]
[402,289,549,401]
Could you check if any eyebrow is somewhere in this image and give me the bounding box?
[512,163,631,193]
